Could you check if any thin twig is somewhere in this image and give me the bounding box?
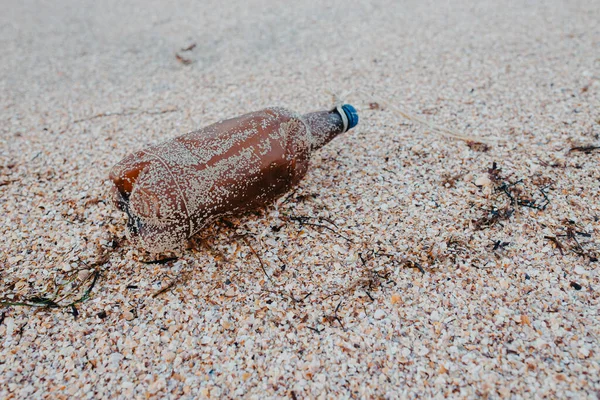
[73,108,178,124]
[286,215,353,242]
[544,236,564,255]
[334,300,345,331]
[140,257,178,265]
[152,280,177,298]
[568,145,599,154]
[241,236,273,284]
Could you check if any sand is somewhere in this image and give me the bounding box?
[1,0,599,398]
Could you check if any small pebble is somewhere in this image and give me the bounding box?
[390,293,402,304]
[78,269,91,280]
[123,310,135,321]
[573,266,587,275]
[475,175,492,187]
[570,282,582,291]
[411,144,423,154]
[221,319,233,330]
[201,336,212,345]
[14,280,28,293]
[374,310,386,320]
[163,351,176,362]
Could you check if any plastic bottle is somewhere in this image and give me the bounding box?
[109,104,359,253]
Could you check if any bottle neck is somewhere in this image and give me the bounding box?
[303,109,345,151]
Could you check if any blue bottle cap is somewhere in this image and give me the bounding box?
[341,104,359,130]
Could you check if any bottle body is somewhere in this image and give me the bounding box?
[109,105,357,253]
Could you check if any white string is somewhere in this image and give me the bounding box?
[336,105,349,133]
[326,88,504,144]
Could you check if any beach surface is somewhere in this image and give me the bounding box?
[1,0,599,397]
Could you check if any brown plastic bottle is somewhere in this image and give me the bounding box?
[109,104,359,253]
